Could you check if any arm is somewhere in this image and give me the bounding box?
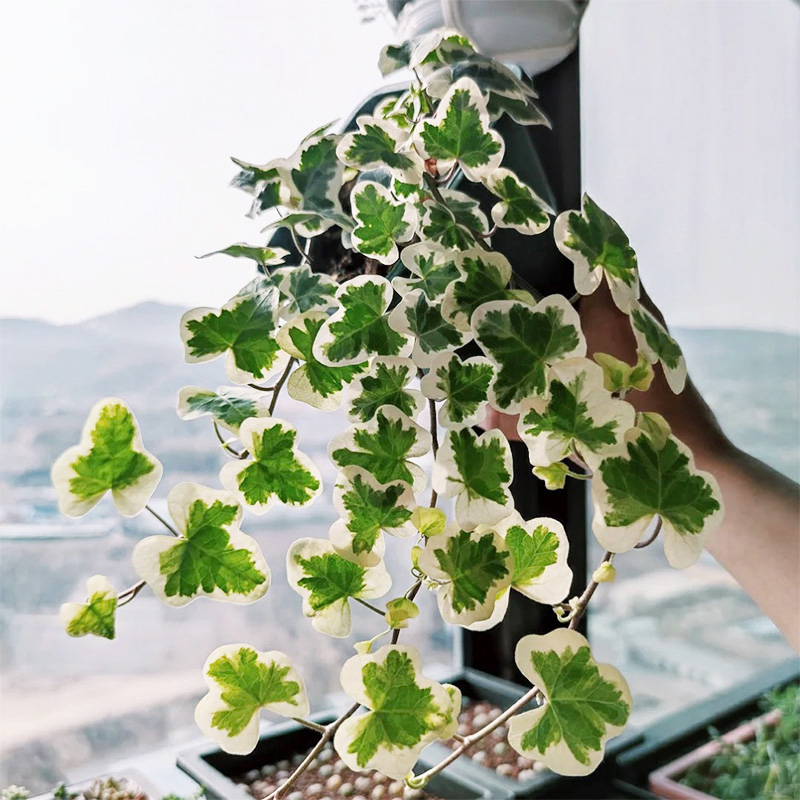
[485,283,800,650]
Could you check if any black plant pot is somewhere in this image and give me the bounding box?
[610,657,800,800]
[177,710,512,800]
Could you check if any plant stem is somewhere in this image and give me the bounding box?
[268,702,360,800]
[213,421,247,459]
[289,227,312,268]
[428,398,439,456]
[268,358,297,415]
[568,551,613,631]
[248,382,276,392]
[145,505,181,538]
[409,684,543,789]
[117,580,146,607]
[635,517,663,549]
[353,597,385,616]
[291,717,327,734]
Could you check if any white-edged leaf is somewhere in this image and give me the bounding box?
[392,242,461,302]
[418,524,513,628]
[509,630,631,776]
[420,189,490,252]
[177,386,269,435]
[336,116,423,183]
[198,242,291,267]
[420,352,494,429]
[484,167,552,235]
[220,418,322,514]
[287,538,391,637]
[345,356,424,422]
[195,644,309,755]
[132,483,270,607]
[629,304,687,394]
[51,398,162,518]
[60,575,118,640]
[278,264,338,318]
[350,180,417,265]
[432,427,513,530]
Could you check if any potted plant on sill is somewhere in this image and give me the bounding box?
[49,25,724,800]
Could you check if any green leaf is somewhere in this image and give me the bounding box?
[277,312,366,411]
[196,645,309,755]
[60,575,117,640]
[533,462,570,491]
[330,467,416,566]
[420,352,494,429]
[433,427,513,529]
[132,483,270,606]
[473,296,586,412]
[278,265,338,318]
[177,386,268,434]
[350,181,416,265]
[592,432,723,569]
[518,357,635,470]
[52,398,163,518]
[408,29,477,72]
[424,55,537,102]
[329,406,431,492]
[334,645,451,779]
[496,512,572,604]
[181,278,286,384]
[388,290,467,369]
[485,167,552,235]
[415,78,504,181]
[593,352,654,394]
[378,41,412,76]
[392,243,461,301]
[198,243,290,268]
[554,194,640,312]
[486,91,550,126]
[336,116,422,183]
[346,357,424,422]
[441,249,530,332]
[630,305,687,393]
[287,538,391,637]
[420,190,489,251]
[509,630,631,776]
[221,418,322,514]
[230,156,291,217]
[418,526,513,628]
[314,276,411,366]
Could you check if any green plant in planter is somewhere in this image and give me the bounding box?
[51,27,724,795]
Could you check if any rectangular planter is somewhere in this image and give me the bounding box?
[177,710,511,800]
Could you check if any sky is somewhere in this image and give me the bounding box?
[1,0,798,332]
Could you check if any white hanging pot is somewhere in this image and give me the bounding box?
[395,0,587,75]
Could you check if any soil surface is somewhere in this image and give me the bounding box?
[441,698,547,782]
[236,740,446,800]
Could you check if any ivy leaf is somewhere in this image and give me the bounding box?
[177,386,269,435]
[60,575,117,640]
[392,243,461,302]
[509,630,631,776]
[287,538,391,637]
[52,398,163,518]
[345,356,424,422]
[314,276,412,367]
[221,418,322,514]
[518,357,635,470]
[485,167,552,235]
[473,296,586,413]
[336,116,423,183]
[132,483,270,606]
[593,352,654,394]
[420,352,494,429]
[418,525,513,628]
[198,242,290,268]
[420,189,489,251]
[329,406,431,493]
[195,644,309,755]
[230,156,292,218]
[592,431,723,569]
[278,265,338,318]
[181,278,288,385]
[630,305,687,394]
[486,91,551,126]
[415,78,504,182]
[334,645,451,779]
[554,194,640,313]
[330,467,416,566]
[424,55,537,103]
[432,427,513,530]
[441,249,531,332]
[495,512,572,604]
[388,290,468,369]
[277,312,366,411]
[378,41,413,76]
[533,463,570,491]
[409,29,477,72]
[350,181,417,265]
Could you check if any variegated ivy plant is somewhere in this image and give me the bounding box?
[52,27,724,795]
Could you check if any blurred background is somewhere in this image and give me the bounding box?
[1,0,797,790]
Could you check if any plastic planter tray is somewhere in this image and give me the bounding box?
[177,710,512,800]
[611,656,800,800]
